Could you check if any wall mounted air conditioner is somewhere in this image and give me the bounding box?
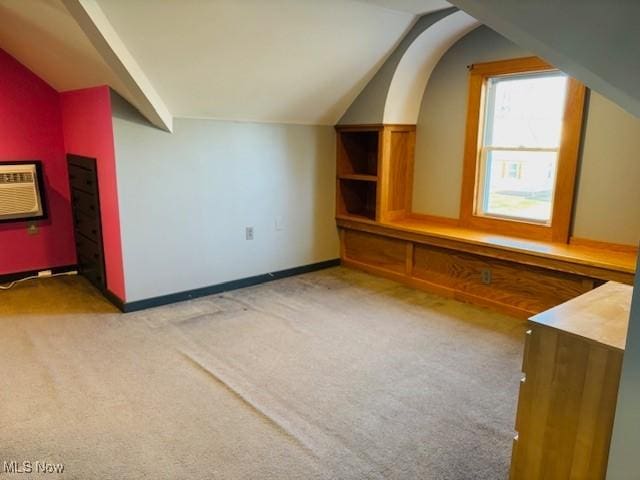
[0,161,47,223]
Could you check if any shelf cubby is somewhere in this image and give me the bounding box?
[335,124,416,224]
[337,179,377,221]
[337,130,380,176]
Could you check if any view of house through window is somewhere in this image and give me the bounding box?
[477,71,568,224]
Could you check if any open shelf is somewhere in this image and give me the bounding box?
[338,173,378,182]
[337,130,379,176]
[337,179,377,221]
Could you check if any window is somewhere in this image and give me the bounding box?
[460,57,586,242]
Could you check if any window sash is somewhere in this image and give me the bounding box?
[482,71,567,151]
[476,147,560,225]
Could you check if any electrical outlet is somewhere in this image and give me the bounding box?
[481,269,492,285]
[27,222,38,235]
[245,227,254,240]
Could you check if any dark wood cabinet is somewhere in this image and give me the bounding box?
[67,154,106,292]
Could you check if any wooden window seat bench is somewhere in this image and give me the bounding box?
[337,216,637,318]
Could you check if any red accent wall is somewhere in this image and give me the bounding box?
[0,48,76,275]
[60,87,126,301]
[0,49,125,301]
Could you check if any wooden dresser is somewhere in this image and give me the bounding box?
[510,282,632,479]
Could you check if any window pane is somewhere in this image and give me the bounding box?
[480,150,558,223]
[484,73,567,148]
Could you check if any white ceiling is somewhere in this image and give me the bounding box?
[95,0,439,124]
[0,0,132,100]
[0,0,454,125]
[356,0,450,14]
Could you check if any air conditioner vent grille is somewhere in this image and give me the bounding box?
[0,185,38,215]
[0,172,34,184]
[0,163,45,221]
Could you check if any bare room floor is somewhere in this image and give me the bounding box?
[0,267,525,479]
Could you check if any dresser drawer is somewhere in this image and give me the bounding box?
[509,434,519,480]
[82,265,105,291]
[514,375,528,432]
[71,189,99,217]
[74,211,101,244]
[522,327,533,374]
[76,235,103,266]
[69,167,98,195]
[76,236,105,290]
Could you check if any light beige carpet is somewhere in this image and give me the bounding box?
[0,267,525,479]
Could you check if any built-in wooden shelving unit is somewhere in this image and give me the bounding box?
[336,124,416,223]
[334,124,636,318]
[336,126,381,221]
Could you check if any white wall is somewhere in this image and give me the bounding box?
[572,95,640,244]
[412,26,640,245]
[111,93,339,302]
[412,26,526,220]
[608,254,640,478]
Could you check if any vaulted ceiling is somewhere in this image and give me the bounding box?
[94,0,420,125]
[0,0,127,94]
[0,0,455,128]
[1,0,637,130]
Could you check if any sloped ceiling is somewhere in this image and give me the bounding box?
[356,0,450,14]
[0,0,128,94]
[94,0,444,125]
[448,0,640,119]
[0,0,454,125]
[0,0,167,128]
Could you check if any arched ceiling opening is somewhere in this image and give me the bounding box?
[383,10,479,124]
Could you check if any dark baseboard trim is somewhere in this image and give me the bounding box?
[103,289,126,312]
[0,264,78,285]
[121,258,340,313]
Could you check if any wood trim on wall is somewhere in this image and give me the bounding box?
[379,124,416,223]
[459,56,586,243]
[378,126,391,222]
[569,237,639,255]
[551,78,586,242]
[406,212,460,226]
[468,56,555,75]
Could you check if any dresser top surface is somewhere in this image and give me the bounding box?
[530,281,633,351]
